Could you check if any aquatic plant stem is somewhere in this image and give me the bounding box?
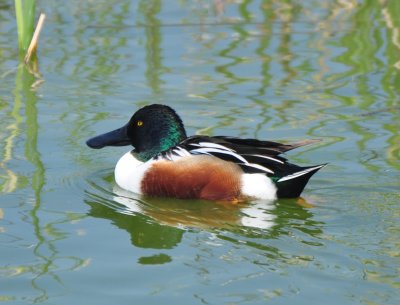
[24,13,46,64]
[15,0,36,51]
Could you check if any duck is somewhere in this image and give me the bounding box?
[86,104,326,202]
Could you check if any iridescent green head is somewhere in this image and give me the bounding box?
[86,104,187,161]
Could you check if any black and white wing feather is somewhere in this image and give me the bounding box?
[157,135,320,176]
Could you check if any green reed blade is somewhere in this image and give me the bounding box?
[15,0,36,52]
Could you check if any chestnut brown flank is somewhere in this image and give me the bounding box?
[141,155,243,201]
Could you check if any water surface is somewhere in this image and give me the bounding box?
[0,1,399,304]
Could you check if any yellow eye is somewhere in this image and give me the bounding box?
[137,120,143,127]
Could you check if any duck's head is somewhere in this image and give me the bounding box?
[86,104,187,161]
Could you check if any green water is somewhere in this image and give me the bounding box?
[1,1,399,304]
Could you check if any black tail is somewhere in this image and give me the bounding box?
[275,164,327,198]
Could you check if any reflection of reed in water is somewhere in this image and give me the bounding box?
[1,63,88,302]
[140,0,164,94]
[323,0,400,172]
[0,97,20,193]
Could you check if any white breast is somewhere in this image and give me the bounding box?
[114,151,155,194]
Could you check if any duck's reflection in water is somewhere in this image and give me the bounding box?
[112,185,277,231]
[86,182,322,265]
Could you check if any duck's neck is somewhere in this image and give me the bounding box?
[134,150,159,162]
[135,128,187,162]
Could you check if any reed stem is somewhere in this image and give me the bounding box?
[24,13,46,63]
[15,0,36,52]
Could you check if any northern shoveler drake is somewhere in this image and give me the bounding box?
[86,104,326,201]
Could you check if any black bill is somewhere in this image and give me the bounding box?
[86,124,131,149]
